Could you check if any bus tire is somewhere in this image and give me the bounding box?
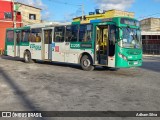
[24,51,32,63]
[80,55,94,71]
[103,66,111,69]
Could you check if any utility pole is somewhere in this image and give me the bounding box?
[12,0,17,28]
[81,4,84,21]
[12,0,17,57]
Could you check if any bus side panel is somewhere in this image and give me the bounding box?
[64,42,79,63]
[19,46,30,58]
[7,45,14,57]
[30,42,42,60]
[52,42,65,62]
[5,30,14,57]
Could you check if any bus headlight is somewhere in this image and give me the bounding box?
[118,53,127,61]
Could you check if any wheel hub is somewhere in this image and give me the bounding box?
[83,59,90,67]
[25,54,29,61]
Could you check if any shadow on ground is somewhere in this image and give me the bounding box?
[141,57,160,73]
[0,67,50,120]
[1,55,117,71]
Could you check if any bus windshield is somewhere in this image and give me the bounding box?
[121,27,141,49]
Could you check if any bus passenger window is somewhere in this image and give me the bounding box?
[66,26,72,42]
[16,32,20,43]
[86,24,92,41]
[30,28,42,42]
[54,26,65,42]
[79,24,92,42]
[79,25,86,42]
[109,25,116,45]
[44,30,52,44]
[7,30,14,42]
[22,30,30,42]
[71,25,78,42]
[65,25,78,42]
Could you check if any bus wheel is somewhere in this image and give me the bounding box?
[24,51,32,63]
[80,55,94,71]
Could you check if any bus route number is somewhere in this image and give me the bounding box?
[71,44,80,48]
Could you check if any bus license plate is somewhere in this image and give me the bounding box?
[134,61,138,65]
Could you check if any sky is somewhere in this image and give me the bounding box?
[16,0,160,22]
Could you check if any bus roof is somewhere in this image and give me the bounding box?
[72,16,138,25]
[6,26,30,31]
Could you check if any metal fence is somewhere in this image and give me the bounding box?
[142,40,160,55]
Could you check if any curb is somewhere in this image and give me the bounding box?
[143,54,160,57]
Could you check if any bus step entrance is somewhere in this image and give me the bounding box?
[99,54,107,65]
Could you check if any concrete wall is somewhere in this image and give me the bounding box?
[140,18,160,31]
[15,3,41,26]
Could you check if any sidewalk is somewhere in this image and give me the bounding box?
[143,54,160,57]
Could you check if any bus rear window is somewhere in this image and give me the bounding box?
[7,30,14,42]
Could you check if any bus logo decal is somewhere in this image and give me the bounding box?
[30,44,41,50]
[55,46,59,52]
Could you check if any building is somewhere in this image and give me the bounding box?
[0,1,41,54]
[15,2,41,26]
[140,18,160,31]
[140,18,160,54]
[73,9,134,24]
[0,0,22,54]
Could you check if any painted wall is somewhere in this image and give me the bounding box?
[0,0,22,52]
[0,0,13,20]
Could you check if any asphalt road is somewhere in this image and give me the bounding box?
[0,55,160,120]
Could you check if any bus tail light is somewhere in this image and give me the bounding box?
[118,53,127,61]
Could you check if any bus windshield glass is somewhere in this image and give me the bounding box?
[121,27,141,49]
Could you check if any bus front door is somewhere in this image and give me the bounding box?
[108,25,116,67]
[96,25,108,65]
[15,30,21,57]
[43,29,53,60]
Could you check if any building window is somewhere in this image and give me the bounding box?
[142,35,146,40]
[152,35,157,40]
[4,12,12,19]
[29,14,36,20]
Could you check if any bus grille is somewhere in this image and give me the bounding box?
[127,51,141,55]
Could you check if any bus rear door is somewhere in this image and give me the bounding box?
[43,28,53,60]
[14,30,21,57]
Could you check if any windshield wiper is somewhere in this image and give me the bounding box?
[126,26,135,40]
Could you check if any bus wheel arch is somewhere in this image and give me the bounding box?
[24,50,33,63]
[79,52,94,71]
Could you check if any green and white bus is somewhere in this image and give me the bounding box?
[5,17,142,71]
